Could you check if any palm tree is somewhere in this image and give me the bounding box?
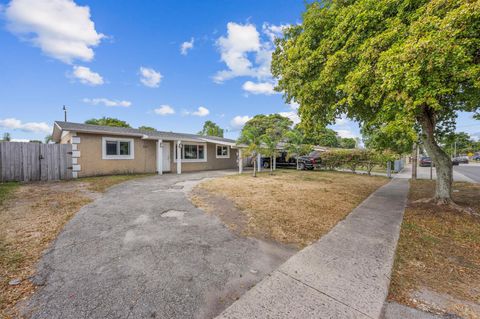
[261,132,280,174]
[284,129,312,170]
[238,126,263,177]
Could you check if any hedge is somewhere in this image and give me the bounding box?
[320,149,397,174]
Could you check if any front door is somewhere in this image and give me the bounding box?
[162,142,171,172]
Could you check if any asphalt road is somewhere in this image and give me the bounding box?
[22,171,295,319]
[454,164,480,183]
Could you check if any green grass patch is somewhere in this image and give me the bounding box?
[0,182,19,206]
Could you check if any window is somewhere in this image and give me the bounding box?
[174,143,207,162]
[216,145,230,158]
[102,137,134,160]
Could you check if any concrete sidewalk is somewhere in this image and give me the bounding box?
[395,165,475,183]
[217,178,410,319]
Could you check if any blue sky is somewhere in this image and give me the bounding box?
[0,0,478,142]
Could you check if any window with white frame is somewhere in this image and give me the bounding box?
[102,137,134,160]
[174,143,206,162]
[216,145,230,158]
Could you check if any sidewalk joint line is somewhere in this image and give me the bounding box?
[277,270,375,319]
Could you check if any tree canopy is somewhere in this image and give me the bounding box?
[242,114,293,138]
[198,120,224,137]
[138,126,156,131]
[85,117,131,128]
[272,0,480,202]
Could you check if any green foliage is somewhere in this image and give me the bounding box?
[2,133,11,141]
[272,0,480,199]
[198,120,224,137]
[243,114,293,138]
[138,126,156,131]
[321,149,397,174]
[273,0,479,130]
[284,129,313,169]
[85,117,131,128]
[44,134,53,144]
[441,132,480,155]
[238,125,264,177]
[339,137,356,149]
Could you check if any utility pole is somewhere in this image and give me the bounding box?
[63,105,67,122]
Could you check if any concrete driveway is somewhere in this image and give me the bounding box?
[22,171,295,319]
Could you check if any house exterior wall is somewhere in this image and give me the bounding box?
[75,133,157,177]
[59,133,237,177]
[169,141,238,172]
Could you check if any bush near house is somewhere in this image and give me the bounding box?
[321,149,397,174]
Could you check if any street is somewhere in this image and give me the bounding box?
[454,164,480,183]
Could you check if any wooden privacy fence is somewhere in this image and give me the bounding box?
[0,142,72,182]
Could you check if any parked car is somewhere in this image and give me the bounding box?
[473,154,480,161]
[453,156,469,164]
[419,157,433,167]
[420,156,460,166]
[261,151,321,170]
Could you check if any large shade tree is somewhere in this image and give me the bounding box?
[85,117,131,128]
[272,0,480,204]
[198,120,224,137]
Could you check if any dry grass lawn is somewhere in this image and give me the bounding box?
[389,180,480,318]
[191,170,388,248]
[0,174,152,318]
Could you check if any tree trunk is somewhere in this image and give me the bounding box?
[419,106,453,203]
[270,156,273,174]
[296,157,299,170]
[253,157,257,177]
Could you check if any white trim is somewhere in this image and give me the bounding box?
[101,137,135,160]
[173,141,208,163]
[72,158,78,164]
[72,136,81,144]
[72,150,81,158]
[72,164,81,172]
[72,171,78,178]
[72,144,78,151]
[215,144,230,159]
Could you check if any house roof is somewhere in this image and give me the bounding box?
[52,121,237,146]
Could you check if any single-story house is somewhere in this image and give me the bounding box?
[52,121,242,178]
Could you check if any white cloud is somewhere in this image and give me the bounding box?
[71,65,104,85]
[5,0,104,64]
[139,67,162,88]
[0,118,51,133]
[279,111,300,125]
[83,98,131,107]
[11,138,30,142]
[335,115,349,126]
[180,38,194,55]
[230,115,252,129]
[214,22,266,83]
[242,81,276,95]
[192,106,210,117]
[336,129,358,139]
[262,23,288,42]
[154,105,175,115]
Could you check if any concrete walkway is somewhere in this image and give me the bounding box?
[217,178,410,319]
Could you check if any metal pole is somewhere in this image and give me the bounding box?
[63,105,67,122]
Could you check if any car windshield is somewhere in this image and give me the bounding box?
[308,151,320,157]
[422,157,431,160]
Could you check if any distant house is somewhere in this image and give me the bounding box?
[52,121,239,178]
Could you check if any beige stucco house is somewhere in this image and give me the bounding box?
[52,121,241,178]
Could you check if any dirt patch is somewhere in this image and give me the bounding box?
[190,188,250,237]
[388,180,480,319]
[190,170,388,248]
[0,174,152,318]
